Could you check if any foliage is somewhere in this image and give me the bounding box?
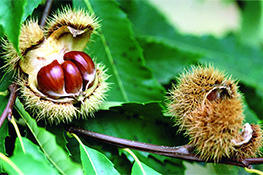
[0,0,263,174]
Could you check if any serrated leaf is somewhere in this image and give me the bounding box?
[78,138,119,175]
[73,0,165,102]
[22,0,42,21]
[2,137,58,175]
[0,0,26,52]
[132,162,161,175]
[15,99,83,175]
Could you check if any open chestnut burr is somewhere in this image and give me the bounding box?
[1,8,109,124]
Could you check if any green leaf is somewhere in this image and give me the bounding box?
[118,0,177,38]
[2,152,56,175]
[15,99,83,175]
[0,0,26,52]
[120,0,263,92]
[0,120,8,174]
[22,0,42,21]
[2,137,58,175]
[0,72,12,173]
[132,162,161,175]
[137,36,200,84]
[77,136,119,175]
[71,102,186,174]
[100,101,123,110]
[243,100,260,124]
[239,1,263,47]
[73,0,165,102]
[183,162,238,175]
[121,148,161,175]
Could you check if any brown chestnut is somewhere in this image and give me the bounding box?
[64,51,96,83]
[37,60,64,97]
[61,61,83,94]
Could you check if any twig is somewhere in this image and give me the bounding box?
[0,0,53,125]
[67,125,263,168]
[0,83,18,128]
[40,0,53,26]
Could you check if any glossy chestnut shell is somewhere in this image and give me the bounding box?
[37,51,96,98]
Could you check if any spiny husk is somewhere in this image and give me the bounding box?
[19,8,99,81]
[1,20,44,73]
[18,64,109,124]
[45,7,99,36]
[234,124,262,160]
[166,65,239,131]
[1,8,109,124]
[187,98,244,162]
[166,65,262,162]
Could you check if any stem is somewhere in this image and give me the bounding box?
[66,125,263,168]
[244,167,263,175]
[0,83,18,128]
[40,0,53,26]
[10,116,25,154]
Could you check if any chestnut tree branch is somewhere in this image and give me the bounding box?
[0,83,18,128]
[40,0,53,26]
[67,125,263,169]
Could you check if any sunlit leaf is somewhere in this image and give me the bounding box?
[132,162,161,175]
[77,136,119,175]
[1,137,58,174]
[15,99,83,175]
[120,148,161,175]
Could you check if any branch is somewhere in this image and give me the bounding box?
[40,0,53,26]
[0,83,18,127]
[67,125,263,169]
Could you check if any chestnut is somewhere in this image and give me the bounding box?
[36,51,97,98]
[37,60,65,97]
[61,61,83,94]
[64,51,96,88]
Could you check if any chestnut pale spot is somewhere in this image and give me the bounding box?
[37,60,64,96]
[61,61,83,94]
[64,51,95,74]
[64,51,96,88]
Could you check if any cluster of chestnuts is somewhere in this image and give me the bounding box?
[37,51,96,100]
[166,65,262,162]
[1,8,109,124]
